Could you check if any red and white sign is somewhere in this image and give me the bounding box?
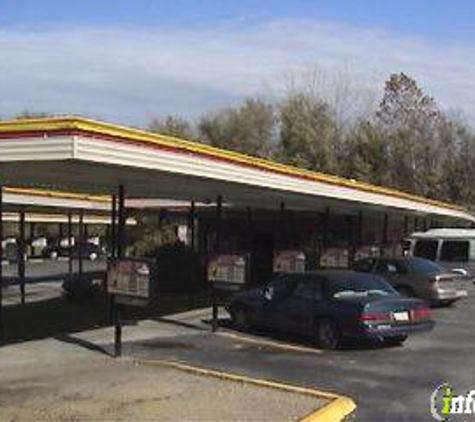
[273,250,306,274]
[107,260,151,298]
[208,254,247,285]
[320,248,350,268]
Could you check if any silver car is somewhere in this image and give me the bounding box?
[352,257,468,306]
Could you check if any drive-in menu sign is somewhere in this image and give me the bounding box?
[107,259,151,299]
[273,250,306,273]
[207,254,247,285]
[320,247,350,268]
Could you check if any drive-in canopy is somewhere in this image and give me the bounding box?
[0,116,472,223]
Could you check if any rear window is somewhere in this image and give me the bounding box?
[440,240,469,262]
[407,258,445,274]
[413,240,438,260]
[327,274,397,299]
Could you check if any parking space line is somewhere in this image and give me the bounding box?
[134,358,356,422]
[216,331,324,354]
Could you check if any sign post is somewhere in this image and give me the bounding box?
[107,258,154,357]
[207,254,249,332]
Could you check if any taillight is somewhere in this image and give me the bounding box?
[411,308,431,320]
[359,311,391,322]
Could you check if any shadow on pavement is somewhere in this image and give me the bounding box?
[214,317,403,352]
[1,290,212,346]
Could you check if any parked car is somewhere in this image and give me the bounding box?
[43,242,104,261]
[351,257,468,306]
[406,229,475,279]
[226,270,433,349]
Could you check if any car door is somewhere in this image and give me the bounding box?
[267,276,324,336]
[257,274,297,330]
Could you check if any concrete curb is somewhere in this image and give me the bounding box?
[133,358,356,422]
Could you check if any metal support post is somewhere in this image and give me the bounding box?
[111,194,117,259]
[215,195,222,253]
[382,213,389,256]
[0,186,4,343]
[68,212,73,276]
[18,209,26,304]
[189,201,196,251]
[78,210,84,278]
[114,186,126,357]
[117,186,126,259]
[278,201,286,250]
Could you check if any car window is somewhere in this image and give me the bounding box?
[440,240,469,262]
[413,240,438,260]
[376,259,406,274]
[407,258,445,274]
[292,279,322,300]
[352,258,375,273]
[327,274,397,299]
[264,275,297,301]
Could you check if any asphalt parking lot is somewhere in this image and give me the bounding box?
[2,263,475,421]
[117,291,475,421]
[2,259,106,286]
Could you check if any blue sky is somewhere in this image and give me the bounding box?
[1,0,474,39]
[1,1,474,125]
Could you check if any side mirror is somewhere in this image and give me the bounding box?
[452,268,468,276]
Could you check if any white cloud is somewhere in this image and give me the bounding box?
[1,19,475,125]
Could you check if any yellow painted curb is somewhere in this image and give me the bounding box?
[216,331,323,354]
[134,358,356,422]
[300,397,356,422]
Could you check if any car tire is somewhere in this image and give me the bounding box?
[315,318,341,350]
[232,308,251,330]
[396,286,414,298]
[383,335,408,347]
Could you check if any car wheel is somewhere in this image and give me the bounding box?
[396,286,414,298]
[315,318,340,350]
[383,335,408,347]
[232,308,251,330]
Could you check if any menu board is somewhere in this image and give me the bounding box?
[354,245,381,261]
[107,259,151,299]
[319,248,350,268]
[207,254,247,285]
[273,250,306,274]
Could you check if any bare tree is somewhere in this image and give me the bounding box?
[147,115,194,140]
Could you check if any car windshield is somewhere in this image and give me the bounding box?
[327,274,397,299]
[407,258,445,274]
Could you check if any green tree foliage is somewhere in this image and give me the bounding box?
[127,214,177,257]
[278,92,339,173]
[375,73,446,197]
[342,120,387,185]
[145,72,475,209]
[198,98,276,157]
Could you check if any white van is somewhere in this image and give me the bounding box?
[406,229,475,278]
